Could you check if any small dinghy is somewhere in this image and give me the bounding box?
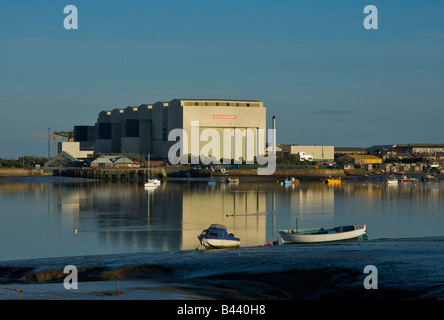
[283,177,300,186]
[278,224,366,244]
[198,224,241,249]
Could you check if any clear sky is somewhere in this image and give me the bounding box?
[0,1,443,158]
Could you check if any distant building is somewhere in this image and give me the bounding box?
[90,156,114,168]
[113,156,135,168]
[334,147,368,159]
[394,144,444,160]
[57,142,94,159]
[44,151,79,167]
[280,145,334,162]
[337,155,382,168]
[90,155,134,168]
[368,143,444,161]
[74,98,267,163]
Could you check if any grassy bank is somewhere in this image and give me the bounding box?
[0,168,43,177]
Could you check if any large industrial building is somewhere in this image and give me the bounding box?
[74,98,267,162]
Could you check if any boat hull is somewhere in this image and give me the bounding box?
[279,225,366,244]
[200,238,241,249]
[144,179,161,188]
[198,224,241,249]
[323,179,341,184]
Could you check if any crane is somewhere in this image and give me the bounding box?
[33,129,74,158]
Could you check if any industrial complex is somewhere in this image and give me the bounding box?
[72,98,267,163]
[33,97,444,176]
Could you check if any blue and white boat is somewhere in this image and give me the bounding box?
[198,224,241,249]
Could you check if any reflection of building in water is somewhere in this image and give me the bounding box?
[75,183,184,252]
[181,187,266,249]
[290,186,334,217]
[74,184,267,252]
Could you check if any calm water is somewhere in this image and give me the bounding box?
[1,177,444,261]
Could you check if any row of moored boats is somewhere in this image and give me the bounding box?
[197,223,367,250]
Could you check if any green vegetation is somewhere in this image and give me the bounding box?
[0,156,49,168]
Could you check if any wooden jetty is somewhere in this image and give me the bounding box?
[56,168,164,182]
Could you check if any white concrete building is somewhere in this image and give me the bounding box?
[57,142,94,159]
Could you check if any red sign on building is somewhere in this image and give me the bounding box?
[213,115,237,119]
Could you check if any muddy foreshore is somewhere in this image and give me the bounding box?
[0,237,443,301]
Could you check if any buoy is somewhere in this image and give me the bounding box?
[74,229,78,234]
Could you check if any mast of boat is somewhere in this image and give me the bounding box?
[147,153,150,180]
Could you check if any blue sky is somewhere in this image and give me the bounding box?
[1,1,443,158]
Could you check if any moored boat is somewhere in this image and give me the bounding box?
[278,224,366,244]
[144,178,161,188]
[400,175,412,183]
[323,177,341,184]
[283,177,300,185]
[198,224,241,249]
[144,154,161,188]
[227,177,239,184]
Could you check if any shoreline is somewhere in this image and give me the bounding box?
[0,236,443,300]
[0,167,438,183]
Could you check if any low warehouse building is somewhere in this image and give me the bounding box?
[280,145,334,162]
[337,155,382,167]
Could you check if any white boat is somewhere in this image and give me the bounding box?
[144,178,161,188]
[278,224,366,244]
[198,224,241,249]
[144,154,161,188]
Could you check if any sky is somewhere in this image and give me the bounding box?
[0,0,443,158]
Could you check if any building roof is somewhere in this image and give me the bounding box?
[335,147,367,151]
[346,155,381,159]
[395,143,444,148]
[174,98,260,102]
[44,151,79,167]
[92,155,134,164]
[366,145,396,151]
[113,157,134,164]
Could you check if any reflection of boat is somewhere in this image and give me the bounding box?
[323,177,341,184]
[167,168,211,178]
[198,224,241,249]
[283,177,299,185]
[227,178,239,184]
[279,224,366,244]
[386,176,398,185]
